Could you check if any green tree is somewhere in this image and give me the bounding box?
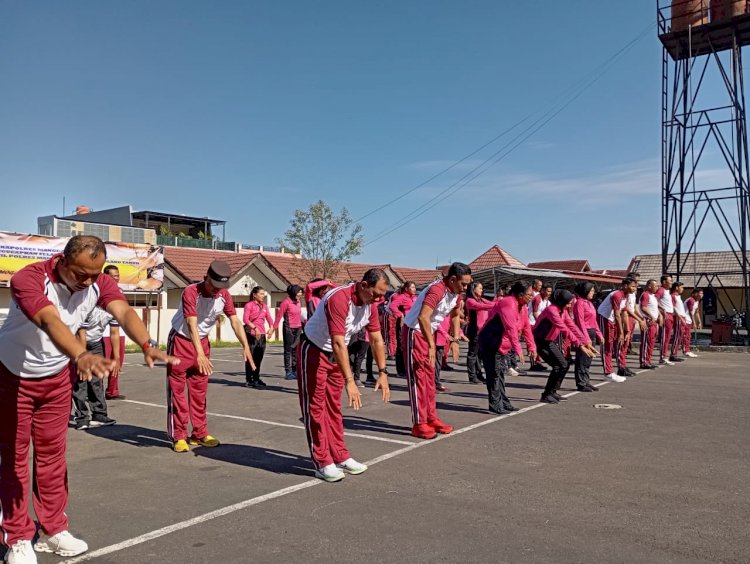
[278,200,364,281]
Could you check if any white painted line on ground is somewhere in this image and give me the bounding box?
[120,399,414,446]
[61,369,644,563]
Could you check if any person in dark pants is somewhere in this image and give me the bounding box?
[464,282,494,384]
[71,308,118,430]
[243,286,274,388]
[533,290,596,404]
[571,282,602,392]
[347,328,369,387]
[478,281,534,414]
[273,285,304,380]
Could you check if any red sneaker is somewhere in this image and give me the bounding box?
[428,418,453,434]
[411,423,437,440]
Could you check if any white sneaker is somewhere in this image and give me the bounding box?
[660,358,675,366]
[336,457,368,475]
[6,540,37,564]
[506,367,520,377]
[685,352,698,358]
[603,373,627,383]
[314,463,345,482]
[34,530,88,557]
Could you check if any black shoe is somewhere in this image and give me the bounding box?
[90,414,116,427]
[468,378,481,385]
[489,405,511,415]
[640,364,657,370]
[355,379,366,388]
[503,403,520,412]
[551,392,568,402]
[540,394,559,404]
[669,356,684,362]
[244,381,256,388]
[74,420,90,430]
[255,378,267,388]
[529,364,548,372]
[387,355,395,361]
[577,385,594,392]
[587,383,599,392]
[365,377,377,384]
[442,365,455,371]
[477,375,486,383]
[105,394,126,400]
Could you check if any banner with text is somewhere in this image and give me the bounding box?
[0,231,164,291]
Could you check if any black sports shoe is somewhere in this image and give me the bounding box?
[74,420,90,430]
[540,394,559,404]
[529,364,548,372]
[577,385,594,392]
[669,356,684,362]
[90,414,116,427]
[255,378,267,388]
[551,392,568,402]
[502,403,520,412]
[441,365,455,371]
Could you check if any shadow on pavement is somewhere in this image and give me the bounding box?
[191,444,312,476]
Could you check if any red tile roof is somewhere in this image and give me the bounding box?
[592,269,630,278]
[527,259,591,272]
[469,245,525,272]
[164,247,258,283]
[390,266,442,286]
[260,254,391,287]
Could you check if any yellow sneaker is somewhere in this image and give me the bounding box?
[189,435,220,447]
[173,439,190,453]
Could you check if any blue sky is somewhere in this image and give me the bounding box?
[0,1,732,269]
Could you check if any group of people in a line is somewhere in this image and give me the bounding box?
[0,234,705,563]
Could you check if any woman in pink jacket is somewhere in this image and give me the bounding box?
[243,286,275,388]
[389,281,417,376]
[571,282,602,392]
[464,282,494,384]
[532,290,597,404]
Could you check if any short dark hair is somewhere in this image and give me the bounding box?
[692,288,703,295]
[542,283,553,291]
[628,271,640,279]
[447,262,471,278]
[103,264,119,275]
[671,281,684,292]
[533,279,543,286]
[622,277,636,286]
[287,284,303,299]
[510,281,530,296]
[362,268,387,286]
[63,235,106,261]
[646,278,657,287]
[660,274,672,283]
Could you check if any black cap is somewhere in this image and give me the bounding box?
[207,260,231,288]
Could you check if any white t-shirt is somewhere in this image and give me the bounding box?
[0,255,125,378]
[403,280,461,333]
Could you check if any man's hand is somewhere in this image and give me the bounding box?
[428,345,436,368]
[110,361,121,379]
[639,320,647,332]
[374,373,390,402]
[143,347,180,369]
[243,346,256,371]
[196,353,213,376]
[345,378,362,409]
[76,353,116,381]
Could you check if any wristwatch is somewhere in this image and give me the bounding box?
[142,338,159,352]
[378,367,389,376]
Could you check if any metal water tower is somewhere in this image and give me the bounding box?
[658,0,750,326]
